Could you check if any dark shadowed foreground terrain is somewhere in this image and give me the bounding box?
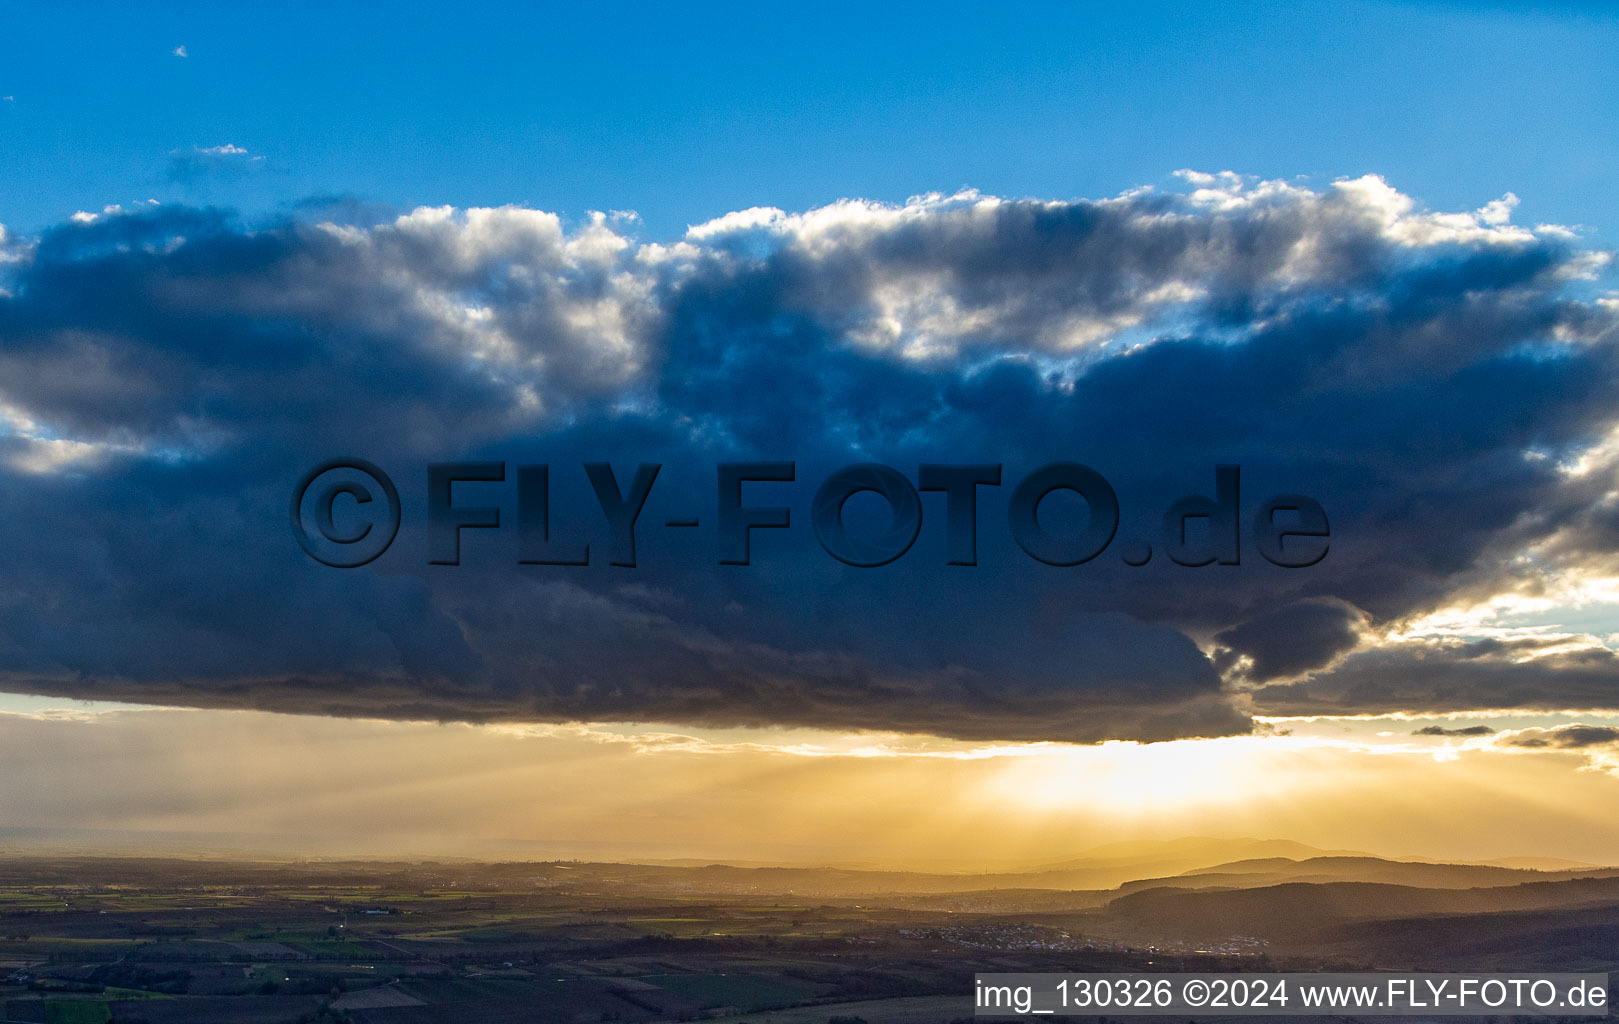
[0,841,1614,1023]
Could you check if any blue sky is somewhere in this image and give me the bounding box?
[2,1,1616,241]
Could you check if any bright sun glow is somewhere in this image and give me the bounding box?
[982,736,1310,815]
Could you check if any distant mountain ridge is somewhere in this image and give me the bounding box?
[1112,855,1619,894]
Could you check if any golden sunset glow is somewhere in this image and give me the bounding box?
[4,698,1618,868]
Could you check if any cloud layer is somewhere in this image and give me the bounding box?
[0,174,1615,741]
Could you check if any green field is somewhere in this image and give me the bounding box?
[43,999,111,1024]
[101,986,173,1000]
[286,938,385,958]
[642,972,821,1011]
[723,995,969,1023]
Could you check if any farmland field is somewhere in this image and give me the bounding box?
[0,853,1613,1022]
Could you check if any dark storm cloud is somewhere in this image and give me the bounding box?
[1213,599,1365,684]
[1498,724,1619,749]
[0,176,1615,741]
[1251,637,1619,716]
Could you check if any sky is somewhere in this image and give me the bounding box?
[1,0,1619,866]
[4,1,1617,241]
